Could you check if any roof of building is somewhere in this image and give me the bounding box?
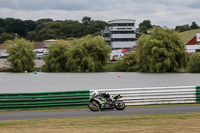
[44,39,57,42]
[0,44,6,49]
[0,42,44,50]
[108,19,135,24]
[186,36,197,45]
[33,42,44,49]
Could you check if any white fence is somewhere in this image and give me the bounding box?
[91,86,196,106]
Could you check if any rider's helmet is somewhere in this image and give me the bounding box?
[104,93,110,98]
[93,91,99,96]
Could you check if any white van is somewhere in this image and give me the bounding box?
[110,50,124,61]
[0,49,9,58]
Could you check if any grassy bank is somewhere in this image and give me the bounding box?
[0,67,13,72]
[0,67,41,72]
[1,112,200,133]
[179,29,200,44]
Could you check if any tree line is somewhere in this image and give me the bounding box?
[4,27,200,73]
[0,17,107,43]
[137,20,200,34]
[1,17,199,44]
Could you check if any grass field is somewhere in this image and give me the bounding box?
[179,29,200,44]
[1,112,200,133]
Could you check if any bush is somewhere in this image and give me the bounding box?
[115,52,138,72]
[187,53,200,73]
[102,62,119,72]
[0,68,13,72]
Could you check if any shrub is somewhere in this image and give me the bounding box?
[187,53,200,73]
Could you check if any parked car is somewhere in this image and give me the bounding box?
[36,53,44,59]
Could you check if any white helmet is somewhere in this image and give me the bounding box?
[93,91,99,96]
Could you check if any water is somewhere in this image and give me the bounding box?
[0,72,200,93]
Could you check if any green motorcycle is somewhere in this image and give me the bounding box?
[88,92,125,111]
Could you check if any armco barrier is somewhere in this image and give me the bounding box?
[0,90,90,110]
[0,86,199,110]
[91,86,198,106]
[196,86,200,103]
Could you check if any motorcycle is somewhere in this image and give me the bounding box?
[88,92,125,111]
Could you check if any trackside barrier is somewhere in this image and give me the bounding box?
[0,90,90,110]
[196,86,200,103]
[91,86,199,106]
[0,86,199,110]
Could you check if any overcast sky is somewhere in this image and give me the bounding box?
[0,0,200,28]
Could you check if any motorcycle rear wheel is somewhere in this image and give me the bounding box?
[115,100,125,110]
[88,101,100,111]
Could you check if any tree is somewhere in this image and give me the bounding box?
[0,33,15,43]
[86,20,107,36]
[5,38,35,72]
[190,21,199,30]
[187,53,200,73]
[137,27,188,72]
[42,40,70,72]
[0,18,6,34]
[26,31,37,41]
[37,28,56,41]
[138,20,153,34]
[24,20,36,32]
[82,16,91,26]
[66,35,111,72]
[175,24,190,32]
[37,18,53,23]
[5,18,28,37]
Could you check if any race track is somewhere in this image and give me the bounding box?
[0,105,199,121]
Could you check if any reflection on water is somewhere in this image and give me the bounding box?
[0,72,199,93]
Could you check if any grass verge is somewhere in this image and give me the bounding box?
[0,67,13,72]
[1,112,200,133]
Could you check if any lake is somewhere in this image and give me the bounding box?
[0,72,200,93]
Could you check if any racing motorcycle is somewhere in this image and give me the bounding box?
[88,92,125,111]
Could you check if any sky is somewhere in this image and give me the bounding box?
[0,0,200,28]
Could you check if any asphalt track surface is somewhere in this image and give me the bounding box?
[0,105,200,121]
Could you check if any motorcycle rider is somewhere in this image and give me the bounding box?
[93,91,111,99]
[92,91,113,110]
[89,91,125,111]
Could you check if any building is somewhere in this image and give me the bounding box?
[185,33,200,54]
[43,39,57,48]
[102,19,136,50]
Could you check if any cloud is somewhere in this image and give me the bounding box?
[188,1,200,9]
[0,0,200,28]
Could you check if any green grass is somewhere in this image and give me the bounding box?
[179,29,200,44]
[102,62,119,72]
[1,112,200,133]
[0,67,13,72]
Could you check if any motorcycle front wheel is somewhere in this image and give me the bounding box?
[115,100,125,110]
[88,100,100,111]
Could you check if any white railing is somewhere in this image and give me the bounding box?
[91,86,196,105]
